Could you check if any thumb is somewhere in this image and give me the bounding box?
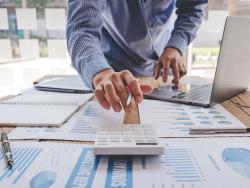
[140,84,153,94]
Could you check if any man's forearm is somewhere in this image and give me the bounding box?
[167,0,208,55]
[66,0,111,90]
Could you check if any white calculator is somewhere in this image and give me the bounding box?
[93,124,165,155]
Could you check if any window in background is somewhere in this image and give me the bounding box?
[0,0,67,62]
[0,0,250,96]
[0,0,74,97]
[190,0,250,78]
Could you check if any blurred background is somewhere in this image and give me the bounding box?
[0,0,250,97]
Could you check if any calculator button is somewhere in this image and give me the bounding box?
[97,143,107,146]
[122,136,131,139]
[134,139,145,143]
[133,131,144,135]
[146,139,157,143]
[122,139,132,142]
[145,135,156,139]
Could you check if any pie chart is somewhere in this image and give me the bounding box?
[29,171,57,188]
[222,148,250,179]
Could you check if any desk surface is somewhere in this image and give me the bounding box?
[0,76,250,140]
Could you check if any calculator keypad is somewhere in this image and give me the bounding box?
[96,124,158,145]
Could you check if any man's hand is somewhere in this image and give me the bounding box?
[93,69,153,112]
[154,47,187,87]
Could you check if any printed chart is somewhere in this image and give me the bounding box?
[1,138,250,187]
[139,100,246,137]
[8,101,123,141]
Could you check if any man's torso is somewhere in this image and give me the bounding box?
[101,0,176,76]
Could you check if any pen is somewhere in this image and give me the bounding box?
[1,133,13,169]
[189,128,246,135]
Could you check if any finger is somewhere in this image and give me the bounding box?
[110,74,128,110]
[179,63,187,77]
[103,81,122,112]
[154,61,162,79]
[162,60,170,83]
[140,84,153,94]
[126,84,153,113]
[121,71,143,103]
[172,60,180,86]
[94,86,111,110]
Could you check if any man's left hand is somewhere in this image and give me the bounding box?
[154,47,187,87]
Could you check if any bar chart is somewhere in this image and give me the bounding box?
[0,147,42,185]
[162,148,203,183]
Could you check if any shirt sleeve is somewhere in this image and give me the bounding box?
[66,0,112,90]
[166,0,208,55]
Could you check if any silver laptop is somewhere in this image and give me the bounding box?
[146,16,250,107]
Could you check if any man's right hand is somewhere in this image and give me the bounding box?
[93,69,152,113]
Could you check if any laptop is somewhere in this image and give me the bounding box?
[146,16,250,107]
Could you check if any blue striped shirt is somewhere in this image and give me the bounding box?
[66,0,207,89]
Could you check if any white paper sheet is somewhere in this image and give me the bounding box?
[2,138,250,187]
[9,101,124,141]
[0,142,96,187]
[139,100,247,137]
[130,137,250,188]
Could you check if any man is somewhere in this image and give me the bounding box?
[67,0,207,113]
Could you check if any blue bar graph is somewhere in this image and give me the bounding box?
[162,149,202,182]
[70,117,96,133]
[84,105,98,117]
[0,147,42,185]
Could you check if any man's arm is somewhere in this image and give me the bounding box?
[167,0,208,55]
[155,0,208,85]
[66,0,111,89]
[67,0,152,112]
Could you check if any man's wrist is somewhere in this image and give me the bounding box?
[165,46,182,57]
[92,68,114,88]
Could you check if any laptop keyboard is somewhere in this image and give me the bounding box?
[171,84,213,103]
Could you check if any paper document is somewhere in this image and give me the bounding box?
[131,137,250,188]
[139,100,246,137]
[8,101,124,141]
[34,75,91,93]
[1,138,250,187]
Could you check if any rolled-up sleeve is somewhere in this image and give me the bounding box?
[167,0,208,55]
[66,0,112,89]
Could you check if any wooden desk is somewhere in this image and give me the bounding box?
[1,76,250,137]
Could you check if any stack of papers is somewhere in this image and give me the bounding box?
[9,101,123,141]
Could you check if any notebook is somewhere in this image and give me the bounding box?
[0,92,93,127]
[6,92,93,106]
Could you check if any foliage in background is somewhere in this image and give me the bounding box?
[192,47,220,67]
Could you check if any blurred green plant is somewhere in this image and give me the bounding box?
[192,47,220,66]
[26,0,53,8]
